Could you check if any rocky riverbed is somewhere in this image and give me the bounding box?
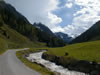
[26,51,88,75]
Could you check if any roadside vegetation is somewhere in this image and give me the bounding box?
[16,48,55,75]
[0,37,8,54]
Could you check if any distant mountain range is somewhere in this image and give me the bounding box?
[71,21,100,43]
[55,32,73,43]
[34,23,73,43]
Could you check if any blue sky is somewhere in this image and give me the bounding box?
[53,0,81,27]
[4,0,100,37]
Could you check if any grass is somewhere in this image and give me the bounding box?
[0,37,8,55]
[0,25,46,48]
[0,25,46,55]
[16,48,55,75]
[46,40,100,62]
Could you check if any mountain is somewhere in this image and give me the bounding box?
[34,23,72,43]
[0,1,66,49]
[34,23,55,36]
[71,21,100,43]
[55,32,73,43]
[33,23,66,47]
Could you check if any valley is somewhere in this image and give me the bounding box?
[0,0,100,75]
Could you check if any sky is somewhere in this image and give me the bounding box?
[4,0,100,37]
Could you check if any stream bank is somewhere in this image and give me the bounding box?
[26,51,88,75]
[42,52,100,75]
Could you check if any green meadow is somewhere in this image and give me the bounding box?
[46,40,100,62]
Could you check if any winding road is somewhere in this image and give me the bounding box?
[0,48,42,75]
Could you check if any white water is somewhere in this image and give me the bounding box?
[27,51,88,75]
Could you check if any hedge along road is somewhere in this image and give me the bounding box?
[0,48,42,75]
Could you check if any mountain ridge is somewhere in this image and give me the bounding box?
[34,23,55,36]
[55,32,73,43]
[71,21,100,43]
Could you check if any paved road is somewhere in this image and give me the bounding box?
[0,48,42,75]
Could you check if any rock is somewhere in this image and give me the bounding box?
[55,72,60,75]
[90,71,100,75]
[42,53,57,62]
[23,54,29,58]
[68,60,92,73]
[65,52,69,56]
[96,64,100,71]
[91,61,97,66]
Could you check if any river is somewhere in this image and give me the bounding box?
[26,51,88,75]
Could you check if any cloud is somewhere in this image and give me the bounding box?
[48,12,62,27]
[51,26,64,32]
[65,3,73,8]
[60,0,100,37]
[4,0,62,29]
[73,0,100,33]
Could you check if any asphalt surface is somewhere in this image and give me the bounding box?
[0,48,42,75]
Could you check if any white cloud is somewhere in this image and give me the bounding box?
[51,26,64,32]
[65,3,73,8]
[61,0,100,37]
[48,12,62,26]
[4,0,62,29]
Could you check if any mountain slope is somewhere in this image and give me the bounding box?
[34,23,55,36]
[0,25,45,48]
[0,1,38,41]
[0,25,46,54]
[0,1,65,48]
[55,32,73,43]
[71,21,100,43]
[0,1,46,51]
[33,23,66,47]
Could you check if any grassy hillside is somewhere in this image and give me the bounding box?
[46,40,100,62]
[0,37,8,54]
[0,25,46,53]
